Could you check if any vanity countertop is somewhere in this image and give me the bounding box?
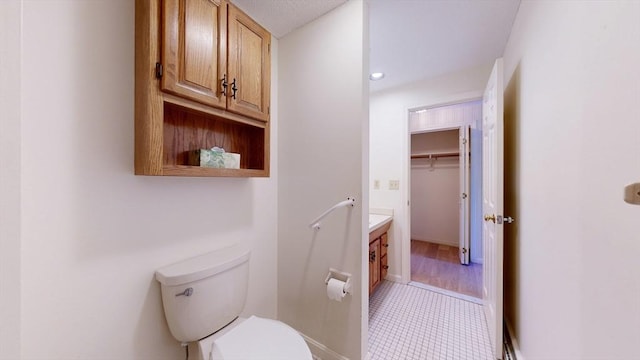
[369,213,393,233]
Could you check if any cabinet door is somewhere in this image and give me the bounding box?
[162,0,227,109]
[369,239,380,294]
[380,233,389,281]
[380,232,388,258]
[381,255,388,281]
[227,4,271,122]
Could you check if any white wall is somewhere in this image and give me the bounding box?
[370,63,491,281]
[410,164,459,246]
[0,1,22,359]
[277,1,367,359]
[502,1,640,358]
[14,1,279,358]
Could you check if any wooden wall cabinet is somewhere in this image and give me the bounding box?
[369,223,391,295]
[135,0,271,177]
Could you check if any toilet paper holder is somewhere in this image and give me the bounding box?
[324,268,352,295]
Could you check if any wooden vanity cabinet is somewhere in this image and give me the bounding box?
[135,0,271,177]
[369,222,391,295]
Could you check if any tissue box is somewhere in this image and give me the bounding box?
[188,149,240,169]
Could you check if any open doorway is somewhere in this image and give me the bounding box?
[407,100,483,300]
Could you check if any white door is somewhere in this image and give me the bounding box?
[459,126,470,264]
[482,58,504,359]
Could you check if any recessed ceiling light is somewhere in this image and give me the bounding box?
[369,72,385,81]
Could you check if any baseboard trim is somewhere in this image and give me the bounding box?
[300,332,350,360]
[408,281,482,304]
[384,273,402,283]
[504,320,525,360]
[411,238,458,247]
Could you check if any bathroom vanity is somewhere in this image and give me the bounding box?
[369,213,392,295]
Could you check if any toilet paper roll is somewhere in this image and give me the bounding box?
[326,278,347,302]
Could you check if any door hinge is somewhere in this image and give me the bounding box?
[462,138,468,145]
[461,248,468,254]
[155,62,163,79]
[461,192,468,199]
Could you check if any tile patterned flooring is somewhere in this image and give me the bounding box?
[369,281,494,360]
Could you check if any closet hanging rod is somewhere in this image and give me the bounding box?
[309,197,356,230]
[410,152,459,159]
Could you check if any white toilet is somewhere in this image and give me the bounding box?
[155,243,312,360]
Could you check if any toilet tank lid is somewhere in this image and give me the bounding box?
[155,243,251,286]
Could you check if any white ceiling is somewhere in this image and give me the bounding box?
[233,0,521,93]
[232,0,348,39]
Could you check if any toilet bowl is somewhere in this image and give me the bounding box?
[155,243,312,360]
[197,316,311,360]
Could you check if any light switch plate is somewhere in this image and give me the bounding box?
[389,180,400,190]
[374,179,380,190]
[624,182,640,205]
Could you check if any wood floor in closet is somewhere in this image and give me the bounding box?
[410,240,482,299]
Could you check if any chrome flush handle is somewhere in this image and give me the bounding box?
[175,287,194,297]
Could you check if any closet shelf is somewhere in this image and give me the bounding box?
[411,152,459,159]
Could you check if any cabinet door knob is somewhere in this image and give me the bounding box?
[221,74,228,96]
[383,243,389,248]
[382,265,389,270]
[369,251,376,262]
[231,78,238,99]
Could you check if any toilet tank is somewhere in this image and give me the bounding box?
[155,243,250,343]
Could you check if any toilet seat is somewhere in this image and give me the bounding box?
[205,316,312,360]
